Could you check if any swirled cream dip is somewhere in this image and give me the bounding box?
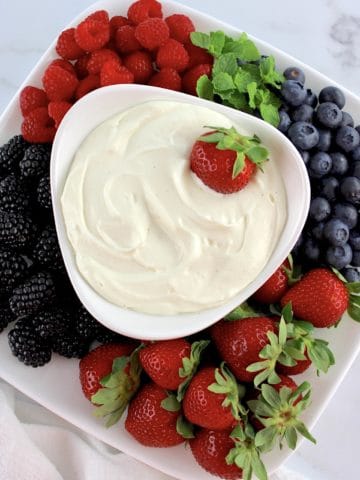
[61,100,287,314]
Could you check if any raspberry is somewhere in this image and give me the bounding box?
[156,39,189,72]
[182,63,212,96]
[148,67,182,91]
[110,15,131,37]
[127,0,163,25]
[185,43,213,70]
[48,59,76,76]
[165,14,195,43]
[75,74,100,100]
[48,101,72,128]
[21,107,56,143]
[87,10,109,24]
[123,51,153,83]
[100,60,134,86]
[75,19,110,52]
[135,18,169,50]
[87,48,120,75]
[20,86,48,116]
[42,65,79,101]
[74,55,90,79]
[56,28,85,60]
[115,25,141,54]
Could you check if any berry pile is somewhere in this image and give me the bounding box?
[0,136,127,366]
[277,71,360,278]
[19,0,213,143]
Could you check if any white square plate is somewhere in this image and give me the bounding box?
[0,1,360,479]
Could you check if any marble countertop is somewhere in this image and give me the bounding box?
[0,1,360,479]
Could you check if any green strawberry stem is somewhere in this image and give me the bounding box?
[224,301,261,321]
[283,254,301,286]
[226,423,268,480]
[177,340,210,402]
[248,382,316,452]
[198,125,268,178]
[91,346,143,428]
[332,268,360,322]
[208,362,247,419]
[161,393,195,440]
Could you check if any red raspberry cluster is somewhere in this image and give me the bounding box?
[19,0,213,143]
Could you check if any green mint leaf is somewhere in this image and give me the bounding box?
[224,32,260,62]
[247,81,258,109]
[209,31,226,57]
[232,152,245,178]
[259,102,280,127]
[213,72,235,92]
[234,69,258,93]
[196,75,214,100]
[260,56,284,89]
[190,31,211,50]
[212,53,238,77]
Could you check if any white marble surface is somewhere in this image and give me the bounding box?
[0,0,360,479]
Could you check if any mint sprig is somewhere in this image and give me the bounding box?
[198,125,269,179]
[191,31,284,126]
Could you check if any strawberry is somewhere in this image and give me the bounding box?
[277,354,312,376]
[248,380,316,451]
[79,342,140,427]
[183,364,244,431]
[190,126,268,194]
[280,268,349,328]
[156,39,189,72]
[139,339,208,393]
[182,63,212,96]
[252,257,296,304]
[125,383,185,447]
[211,316,277,383]
[190,429,241,480]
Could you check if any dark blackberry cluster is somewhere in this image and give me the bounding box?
[0,211,35,250]
[0,174,30,214]
[33,307,72,340]
[33,225,64,271]
[0,250,32,294]
[19,144,50,179]
[0,300,16,333]
[37,175,51,210]
[0,135,29,174]
[275,70,360,280]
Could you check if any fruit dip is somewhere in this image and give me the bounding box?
[61,100,287,314]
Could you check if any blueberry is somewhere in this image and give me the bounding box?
[298,149,310,165]
[304,237,320,262]
[349,230,360,250]
[350,161,360,179]
[335,126,360,153]
[291,104,314,123]
[315,102,343,129]
[340,111,354,128]
[326,244,352,269]
[288,121,319,150]
[333,202,358,228]
[304,89,318,108]
[316,129,332,152]
[352,146,360,162]
[278,110,291,133]
[356,125,360,135]
[319,86,346,109]
[281,80,307,107]
[342,267,360,282]
[312,222,325,240]
[352,250,360,267]
[329,152,348,176]
[323,218,349,246]
[283,67,306,84]
[308,152,332,178]
[309,197,331,222]
[319,176,339,202]
[340,176,360,204]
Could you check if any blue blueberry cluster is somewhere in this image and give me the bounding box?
[279,68,360,282]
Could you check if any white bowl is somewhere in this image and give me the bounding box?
[0,1,360,479]
[51,84,310,340]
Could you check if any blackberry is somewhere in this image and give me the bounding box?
[52,331,90,358]
[97,324,125,344]
[0,299,16,333]
[33,307,72,340]
[75,306,101,340]
[33,225,64,271]
[37,175,51,209]
[0,135,29,174]
[19,144,50,179]
[9,271,56,318]
[0,174,30,214]
[8,318,52,367]
[0,250,32,295]
[0,211,35,250]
